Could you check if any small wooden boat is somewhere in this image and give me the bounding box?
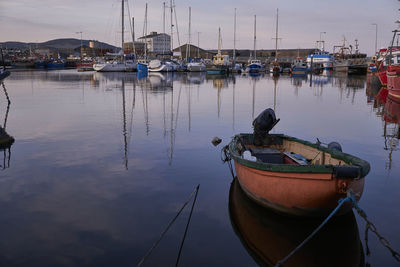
[228,133,370,217]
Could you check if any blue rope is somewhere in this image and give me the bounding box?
[274,196,352,267]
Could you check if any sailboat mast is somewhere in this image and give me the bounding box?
[233,8,236,64]
[254,15,257,60]
[218,27,221,55]
[188,7,191,60]
[197,32,200,58]
[122,0,125,57]
[144,3,148,59]
[275,8,278,61]
[163,2,166,55]
[170,0,173,59]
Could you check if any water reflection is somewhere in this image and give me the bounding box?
[0,82,14,170]
[365,73,400,170]
[383,97,400,170]
[0,70,399,266]
[229,178,364,267]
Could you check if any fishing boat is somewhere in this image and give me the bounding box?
[45,59,66,69]
[187,58,206,72]
[229,178,364,266]
[291,57,307,75]
[206,28,230,75]
[246,59,264,73]
[383,30,400,100]
[227,110,370,217]
[333,39,368,74]
[386,65,400,100]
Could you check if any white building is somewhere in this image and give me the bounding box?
[137,32,171,54]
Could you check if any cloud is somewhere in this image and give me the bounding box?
[0,0,399,55]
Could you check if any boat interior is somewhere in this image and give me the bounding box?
[238,136,347,166]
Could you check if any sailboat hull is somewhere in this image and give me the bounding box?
[93,62,136,72]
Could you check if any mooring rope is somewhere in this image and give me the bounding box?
[221,144,235,179]
[175,184,200,266]
[274,196,351,267]
[137,184,200,267]
[275,190,400,266]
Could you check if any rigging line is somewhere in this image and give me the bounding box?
[137,184,200,267]
[175,184,200,267]
[126,1,137,56]
[173,0,182,58]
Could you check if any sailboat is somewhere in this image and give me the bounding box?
[271,8,281,74]
[246,15,264,73]
[137,3,149,72]
[187,7,206,72]
[94,0,137,72]
[206,27,230,74]
[148,1,175,72]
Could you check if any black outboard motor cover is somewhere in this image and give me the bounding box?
[253,108,278,146]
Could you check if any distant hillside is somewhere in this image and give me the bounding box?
[0,38,117,51]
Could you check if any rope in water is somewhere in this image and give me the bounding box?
[274,196,351,267]
[275,190,400,266]
[137,184,200,267]
[175,184,200,267]
[221,144,235,179]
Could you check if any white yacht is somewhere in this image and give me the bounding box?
[93,59,136,72]
[148,59,173,72]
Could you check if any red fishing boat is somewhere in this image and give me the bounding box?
[387,65,400,100]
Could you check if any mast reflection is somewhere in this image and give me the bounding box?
[0,82,14,170]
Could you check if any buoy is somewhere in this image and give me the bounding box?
[211,137,222,146]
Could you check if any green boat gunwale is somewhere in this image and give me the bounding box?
[229,133,370,178]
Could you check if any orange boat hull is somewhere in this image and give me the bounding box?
[234,162,365,217]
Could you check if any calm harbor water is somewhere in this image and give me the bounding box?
[0,70,399,266]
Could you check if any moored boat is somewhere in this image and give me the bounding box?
[206,28,230,75]
[291,57,307,75]
[137,61,148,72]
[148,59,173,72]
[246,59,264,73]
[229,133,370,217]
[387,65,400,100]
[187,58,206,72]
[227,110,370,217]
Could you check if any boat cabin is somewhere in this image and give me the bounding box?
[213,54,230,66]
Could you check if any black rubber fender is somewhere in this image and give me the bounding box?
[333,166,360,178]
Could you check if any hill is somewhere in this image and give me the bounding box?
[0,38,117,51]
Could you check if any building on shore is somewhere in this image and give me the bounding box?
[123,42,146,56]
[173,44,216,60]
[137,32,171,55]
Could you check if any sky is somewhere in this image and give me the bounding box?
[0,0,399,56]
